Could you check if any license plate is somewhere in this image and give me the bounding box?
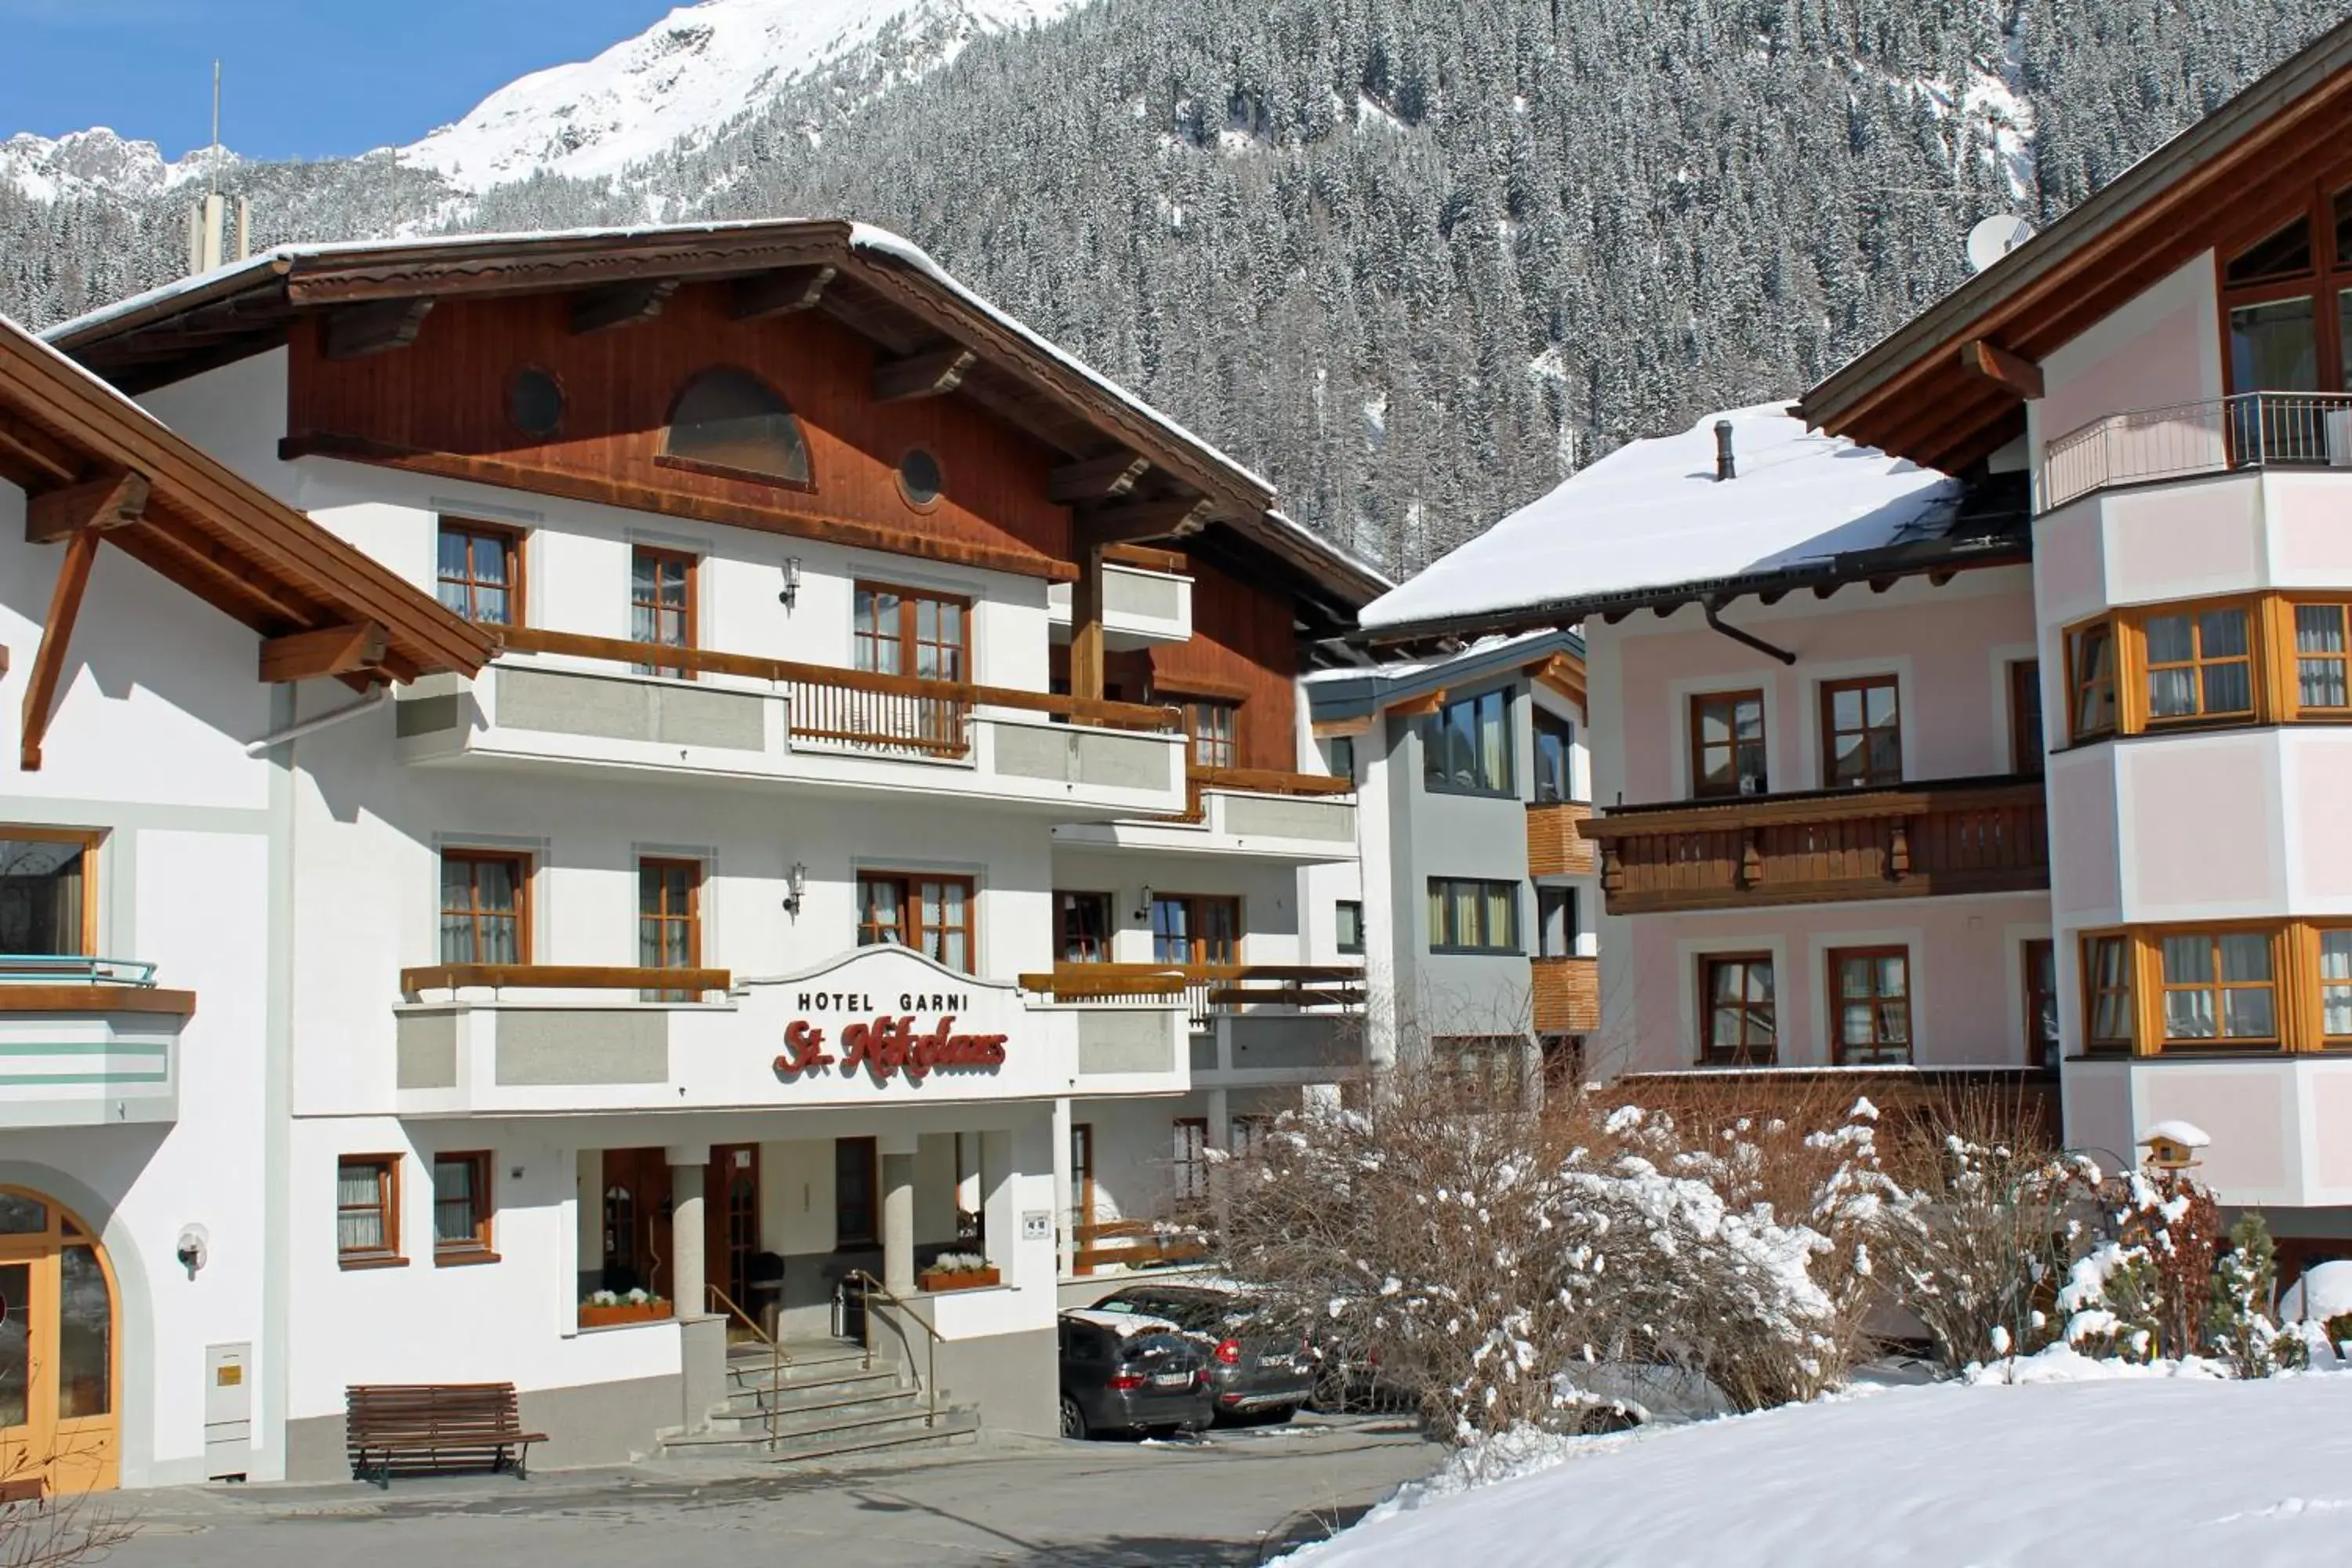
[1152,1371,1192,1388]
[1259,1355,1298,1369]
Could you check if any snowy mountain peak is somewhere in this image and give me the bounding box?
[0,128,227,203]
[396,0,1083,193]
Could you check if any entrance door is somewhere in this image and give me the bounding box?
[0,1189,118,1496]
[707,1145,760,1322]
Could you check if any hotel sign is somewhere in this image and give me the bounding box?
[766,953,1016,1086]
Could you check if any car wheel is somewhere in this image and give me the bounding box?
[1059,1395,1089,1440]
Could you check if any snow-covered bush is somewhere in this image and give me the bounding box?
[2209,1212,2301,1376]
[2058,1168,2221,1362]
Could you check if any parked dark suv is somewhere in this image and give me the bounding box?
[1057,1310,1214,1439]
[1087,1284,1314,1425]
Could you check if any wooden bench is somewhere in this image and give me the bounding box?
[345,1383,546,1487]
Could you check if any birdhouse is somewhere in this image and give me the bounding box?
[2139,1120,2211,1172]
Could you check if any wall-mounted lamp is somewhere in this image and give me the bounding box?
[779,557,803,612]
[176,1224,209,1279]
[1132,884,1154,922]
[783,861,808,917]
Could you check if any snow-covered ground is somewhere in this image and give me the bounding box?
[1287,1364,2352,1566]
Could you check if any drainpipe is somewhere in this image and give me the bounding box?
[1702,604,1796,666]
[243,684,387,756]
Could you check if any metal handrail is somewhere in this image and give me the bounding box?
[2040,390,2352,512]
[705,1282,787,1454]
[841,1269,941,1430]
[0,956,156,987]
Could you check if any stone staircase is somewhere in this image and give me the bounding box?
[657,1338,980,1465]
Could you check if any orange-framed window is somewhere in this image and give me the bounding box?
[431,1151,495,1264]
[1819,676,1902,788]
[2219,176,2352,401]
[438,849,529,965]
[2157,929,2279,1047]
[2140,604,2255,723]
[2321,928,2352,1047]
[1698,953,1776,1065]
[336,1156,402,1268]
[1183,699,1239,771]
[436,520,524,626]
[852,582,968,681]
[2292,601,2352,713]
[857,871,975,971]
[630,546,698,673]
[1054,891,1114,964]
[1688,689,1767,798]
[0,827,100,958]
[2065,621,2118,742]
[637,857,702,1000]
[1153,892,1241,964]
[1828,946,1911,1065]
[2082,933,2136,1053]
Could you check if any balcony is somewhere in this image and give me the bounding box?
[1527,801,1596,878]
[394,627,1189,821]
[1051,768,1358,862]
[1580,776,2048,916]
[2040,390,2352,512]
[1019,963,1369,1086]
[0,956,194,1128]
[1046,544,1193,648]
[391,949,1190,1117]
[1530,955,1599,1035]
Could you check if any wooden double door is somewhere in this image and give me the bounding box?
[0,1188,118,1496]
[598,1146,761,1314]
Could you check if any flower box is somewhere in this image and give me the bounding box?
[579,1299,672,1328]
[917,1266,1000,1293]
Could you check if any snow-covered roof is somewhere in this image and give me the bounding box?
[2140,1120,2212,1149]
[1356,405,1962,636]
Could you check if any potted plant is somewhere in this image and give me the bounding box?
[579,1287,672,1327]
[916,1250,1000,1292]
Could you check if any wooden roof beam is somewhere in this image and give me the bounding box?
[1959,339,2044,401]
[260,621,389,684]
[26,470,148,546]
[731,265,836,320]
[119,510,316,628]
[1050,451,1152,505]
[21,525,100,771]
[572,279,679,336]
[0,410,82,488]
[874,345,979,403]
[322,298,435,361]
[1076,495,1214,549]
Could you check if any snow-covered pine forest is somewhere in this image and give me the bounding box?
[3,0,2344,574]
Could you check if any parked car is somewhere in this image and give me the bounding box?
[1057,1309,1214,1439]
[1087,1283,1315,1425]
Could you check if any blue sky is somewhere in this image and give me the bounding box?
[2,0,676,160]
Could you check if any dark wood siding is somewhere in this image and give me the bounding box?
[286,282,1073,571]
[1143,557,1297,771]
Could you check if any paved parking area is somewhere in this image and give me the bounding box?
[98,1415,1438,1567]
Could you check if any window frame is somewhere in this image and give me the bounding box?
[630,545,699,675]
[2286,598,2352,717]
[1421,688,1514,797]
[2008,659,2045,775]
[857,870,978,970]
[852,580,971,684]
[1533,710,1577,804]
[2081,931,2139,1054]
[1182,699,1240,771]
[2023,938,2059,1069]
[833,1137,880,1249]
[2155,927,2283,1050]
[2135,601,2259,727]
[1054,890,1115,964]
[2217,176,2352,399]
[1324,734,1357,782]
[435,518,526,627]
[336,1154,405,1269]
[2317,926,2352,1048]
[1425,877,1520,956]
[1535,884,1577,959]
[2064,619,2119,743]
[1150,891,1241,966]
[1687,688,1768,800]
[1698,953,1777,1065]
[1817,674,1904,789]
[431,1150,497,1265]
[437,848,532,967]
[656,366,815,492]
[1171,1117,1209,1203]
[637,856,704,1000]
[1826,945,1914,1065]
[1334,899,1365,956]
[0,825,102,958]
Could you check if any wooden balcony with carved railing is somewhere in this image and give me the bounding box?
[1577,775,2049,916]
[1530,955,1599,1035]
[1526,800,1596,878]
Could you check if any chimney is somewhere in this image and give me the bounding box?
[1714,419,1737,482]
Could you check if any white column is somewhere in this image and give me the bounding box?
[575,1148,601,1294]
[1205,1088,1232,1149]
[666,1143,710,1316]
[879,1132,918,1294]
[1051,1096,1074,1279]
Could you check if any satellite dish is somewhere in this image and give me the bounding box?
[1967,215,2035,274]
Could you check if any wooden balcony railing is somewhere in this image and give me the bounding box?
[400,963,733,1000]
[1070,1218,1212,1277]
[1530,955,1599,1035]
[498,626,1180,759]
[1578,776,2048,915]
[1526,800,1595,878]
[1021,963,1366,1027]
[1181,764,1353,823]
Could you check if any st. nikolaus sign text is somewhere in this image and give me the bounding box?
[775,988,1008,1085]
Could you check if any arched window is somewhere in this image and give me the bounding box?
[659,368,811,488]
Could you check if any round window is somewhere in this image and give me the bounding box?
[507,367,566,438]
[897,448,943,508]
